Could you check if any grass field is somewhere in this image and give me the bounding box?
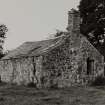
[0,84,104,105]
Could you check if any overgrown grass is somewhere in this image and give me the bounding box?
[0,84,104,105]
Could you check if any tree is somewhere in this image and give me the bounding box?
[0,24,8,58]
[54,29,68,37]
[0,24,8,38]
[79,0,105,56]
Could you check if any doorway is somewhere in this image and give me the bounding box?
[87,57,94,75]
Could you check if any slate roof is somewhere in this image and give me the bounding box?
[2,35,65,60]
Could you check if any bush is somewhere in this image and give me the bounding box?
[50,84,58,89]
[50,79,58,89]
[27,82,36,88]
[0,81,7,86]
[0,97,5,102]
[91,76,105,86]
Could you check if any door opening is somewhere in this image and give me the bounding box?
[87,57,94,75]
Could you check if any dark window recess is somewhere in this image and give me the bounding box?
[32,57,36,76]
[87,58,94,75]
[104,63,105,76]
[33,64,36,75]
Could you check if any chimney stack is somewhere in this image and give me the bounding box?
[67,9,80,33]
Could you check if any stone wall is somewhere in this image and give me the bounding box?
[40,32,104,88]
[0,56,43,86]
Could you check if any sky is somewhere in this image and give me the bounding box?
[0,0,80,50]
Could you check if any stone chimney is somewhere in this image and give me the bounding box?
[67,9,80,33]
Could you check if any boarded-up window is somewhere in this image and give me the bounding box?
[87,58,94,75]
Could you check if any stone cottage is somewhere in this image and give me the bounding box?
[0,9,104,88]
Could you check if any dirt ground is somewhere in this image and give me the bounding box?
[0,84,104,105]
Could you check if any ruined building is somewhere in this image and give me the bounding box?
[0,9,104,88]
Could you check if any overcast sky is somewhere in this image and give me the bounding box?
[0,0,80,50]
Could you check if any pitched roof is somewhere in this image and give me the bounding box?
[2,35,65,60]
